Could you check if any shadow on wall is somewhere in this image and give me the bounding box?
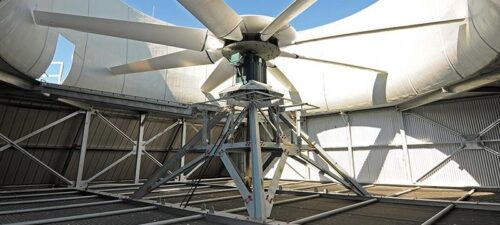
[308,97,500,187]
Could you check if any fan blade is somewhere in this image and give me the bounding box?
[280,51,387,74]
[295,18,466,44]
[268,64,301,103]
[201,59,235,93]
[110,50,222,75]
[178,0,243,41]
[33,10,223,51]
[260,0,317,41]
[267,62,297,92]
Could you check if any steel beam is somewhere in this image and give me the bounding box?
[144,120,180,146]
[421,189,476,225]
[118,185,210,196]
[280,112,369,196]
[416,147,464,182]
[0,187,73,195]
[84,151,134,184]
[36,83,194,116]
[387,186,421,197]
[265,151,288,216]
[220,152,251,199]
[143,188,238,200]
[135,114,146,184]
[336,184,375,193]
[131,111,228,199]
[141,214,204,225]
[0,111,83,153]
[292,182,339,191]
[405,112,463,138]
[0,195,97,206]
[398,111,414,183]
[224,194,321,213]
[180,195,241,205]
[77,111,92,187]
[483,146,500,158]
[145,154,208,193]
[180,118,187,181]
[143,150,163,167]
[0,133,73,185]
[90,183,188,192]
[262,153,280,175]
[95,111,135,144]
[248,103,266,221]
[342,113,356,178]
[0,191,78,199]
[0,70,35,89]
[398,72,500,111]
[0,199,122,215]
[5,206,157,225]
[292,198,378,224]
[295,154,353,192]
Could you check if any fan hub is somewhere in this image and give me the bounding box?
[222,41,280,61]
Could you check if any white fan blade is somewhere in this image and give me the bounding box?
[267,63,297,92]
[295,18,466,44]
[178,0,243,41]
[260,0,317,41]
[33,10,223,51]
[110,50,222,75]
[268,64,301,103]
[201,59,234,93]
[280,51,387,74]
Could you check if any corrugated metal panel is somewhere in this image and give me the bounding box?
[350,108,402,146]
[406,95,500,187]
[306,114,348,148]
[302,94,500,187]
[0,102,223,186]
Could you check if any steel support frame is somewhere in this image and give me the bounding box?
[129,99,366,222]
[180,118,187,181]
[131,111,229,199]
[0,133,74,185]
[398,111,414,183]
[76,111,92,187]
[76,111,181,187]
[83,188,284,225]
[341,113,356,178]
[280,112,369,196]
[421,189,476,225]
[135,114,147,184]
[0,110,84,153]
[247,102,267,220]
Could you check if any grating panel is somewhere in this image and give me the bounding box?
[0,203,132,223]
[270,197,358,222]
[0,198,101,211]
[312,202,441,225]
[436,208,500,225]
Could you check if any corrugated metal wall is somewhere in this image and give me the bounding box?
[300,95,500,187]
[0,103,223,186]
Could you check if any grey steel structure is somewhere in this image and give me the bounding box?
[1,0,500,224]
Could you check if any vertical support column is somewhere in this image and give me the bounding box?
[202,111,209,146]
[274,106,281,144]
[135,114,146,184]
[295,111,302,147]
[248,103,266,221]
[343,113,356,178]
[180,118,187,181]
[76,111,91,188]
[398,111,413,183]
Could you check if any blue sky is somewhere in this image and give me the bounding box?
[45,0,377,84]
[123,0,377,30]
